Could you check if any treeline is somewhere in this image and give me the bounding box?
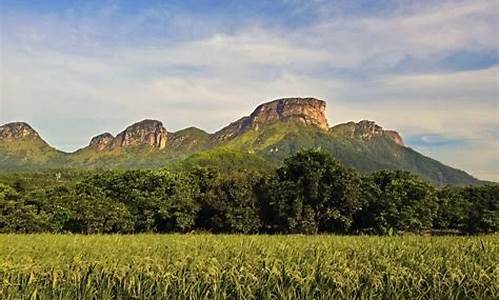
[0,150,497,234]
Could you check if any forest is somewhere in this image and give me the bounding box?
[0,150,497,235]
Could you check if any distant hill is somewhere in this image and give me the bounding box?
[0,97,484,185]
[0,122,67,172]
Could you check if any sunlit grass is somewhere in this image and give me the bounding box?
[0,234,497,299]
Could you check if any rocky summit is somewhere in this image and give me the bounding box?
[112,119,167,150]
[334,120,405,146]
[88,120,168,151]
[250,97,329,130]
[0,122,40,142]
[383,130,404,146]
[213,97,329,142]
[354,120,404,146]
[89,133,115,151]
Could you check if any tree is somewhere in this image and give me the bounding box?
[433,184,499,234]
[193,170,262,233]
[0,183,52,233]
[65,181,134,233]
[434,186,470,231]
[21,185,73,232]
[461,184,498,234]
[355,170,437,234]
[265,149,362,234]
[80,169,199,232]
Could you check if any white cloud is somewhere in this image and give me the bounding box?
[287,0,498,71]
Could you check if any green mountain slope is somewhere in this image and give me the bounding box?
[167,127,210,154]
[0,138,66,172]
[0,123,67,172]
[65,125,212,170]
[201,120,481,185]
[169,148,272,173]
[0,98,485,186]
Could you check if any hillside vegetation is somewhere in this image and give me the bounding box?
[1,150,496,235]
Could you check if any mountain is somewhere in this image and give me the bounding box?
[0,98,484,185]
[210,97,329,143]
[0,122,66,172]
[168,127,210,153]
[88,119,168,151]
[68,120,172,169]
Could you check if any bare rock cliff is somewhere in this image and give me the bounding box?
[213,97,329,141]
[89,133,114,151]
[383,130,404,146]
[88,120,168,151]
[334,120,404,146]
[113,119,167,149]
[0,122,40,142]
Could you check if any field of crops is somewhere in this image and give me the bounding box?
[0,234,497,299]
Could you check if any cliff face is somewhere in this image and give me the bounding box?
[88,120,168,151]
[213,97,329,142]
[332,120,405,146]
[113,120,167,149]
[0,122,40,142]
[250,97,329,130]
[384,130,404,146]
[89,133,114,151]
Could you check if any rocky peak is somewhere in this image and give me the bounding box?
[0,122,40,142]
[89,132,114,151]
[354,120,404,145]
[250,98,329,130]
[354,120,384,139]
[213,97,329,141]
[383,130,404,146]
[112,119,167,149]
[333,120,404,146]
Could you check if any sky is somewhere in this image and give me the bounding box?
[0,0,498,181]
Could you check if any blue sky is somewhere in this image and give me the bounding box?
[1,0,498,180]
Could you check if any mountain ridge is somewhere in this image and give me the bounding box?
[331,120,405,146]
[0,122,42,142]
[210,97,329,143]
[0,97,484,185]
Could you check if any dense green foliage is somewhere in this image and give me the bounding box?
[261,151,362,234]
[0,150,496,235]
[435,185,499,234]
[353,170,438,234]
[0,234,497,299]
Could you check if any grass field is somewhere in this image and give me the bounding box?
[0,234,497,299]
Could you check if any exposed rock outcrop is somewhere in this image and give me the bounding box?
[384,130,404,146]
[89,133,114,151]
[0,122,40,142]
[112,119,167,150]
[212,97,329,142]
[332,120,404,146]
[354,120,384,140]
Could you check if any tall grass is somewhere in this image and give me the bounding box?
[0,234,497,299]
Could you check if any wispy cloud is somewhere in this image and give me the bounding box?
[0,0,497,180]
